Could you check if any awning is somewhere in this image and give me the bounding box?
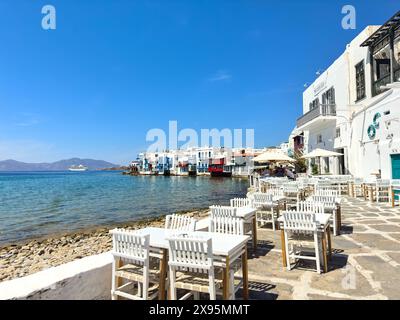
[302,148,343,159]
[253,151,296,163]
[360,11,400,47]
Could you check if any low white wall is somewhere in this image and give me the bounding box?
[0,252,113,300]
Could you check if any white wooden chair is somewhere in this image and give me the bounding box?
[269,188,285,197]
[281,211,324,274]
[230,198,252,208]
[167,234,221,300]
[110,228,161,300]
[253,193,277,230]
[315,180,338,191]
[314,188,340,197]
[209,216,244,235]
[350,178,364,197]
[212,203,256,239]
[210,205,237,218]
[209,216,245,300]
[282,184,303,203]
[165,214,197,232]
[375,179,391,203]
[392,180,400,206]
[296,201,325,214]
[307,195,340,235]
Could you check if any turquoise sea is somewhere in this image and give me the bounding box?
[0,171,248,245]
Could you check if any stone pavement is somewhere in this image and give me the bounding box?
[244,197,400,300]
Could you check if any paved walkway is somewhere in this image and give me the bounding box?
[245,197,400,300]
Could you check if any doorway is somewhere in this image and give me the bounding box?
[391,154,400,179]
[336,148,346,175]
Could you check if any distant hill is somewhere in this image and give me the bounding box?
[0,158,119,171]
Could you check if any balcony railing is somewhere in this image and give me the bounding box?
[297,104,336,128]
[373,68,400,97]
[373,73,391,97]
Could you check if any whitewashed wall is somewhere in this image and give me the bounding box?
[0,253,112,300]
[296,26,398,177]
[349,84,400,178]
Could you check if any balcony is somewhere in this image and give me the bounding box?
[373,68,400,96]
[297,104,336,128]
[373,73,391,96]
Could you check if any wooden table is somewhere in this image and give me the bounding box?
[138,227,250,300]
[392,186,400,208]
[277,214,332,273]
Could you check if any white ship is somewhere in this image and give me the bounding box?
[68,164,88,172]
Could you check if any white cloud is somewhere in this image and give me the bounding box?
[208,70,232,82]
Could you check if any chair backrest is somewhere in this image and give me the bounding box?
[265,188,285,198]
[252,192,274,208]
[376,179,391,187]
[296,201,325,214]
[282,183,300,193]
[167,234,213,273]
[165,214,197,232]
[307,195,337,208]
[314,188,339,197]
[315,181,339,192]
[392,179,400,187]
[210,205,237,218]
[353,177,364,184]
[281,211,319,232]
[230,198,251,208]
[209,216,244,235]
[110,228,150,264]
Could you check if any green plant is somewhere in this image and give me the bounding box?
[293,151,307,173]
[311,163,319,175]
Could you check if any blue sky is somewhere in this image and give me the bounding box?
[0,0,398,165]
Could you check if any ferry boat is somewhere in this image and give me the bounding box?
[68,164,88,172]
[208,157,232,177]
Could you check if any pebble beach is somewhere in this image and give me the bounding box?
[0,209,209,282]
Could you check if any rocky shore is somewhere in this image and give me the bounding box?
[0,209,209,282]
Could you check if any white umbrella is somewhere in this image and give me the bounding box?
[301,148,343,175]
[301,148,343,159]
[253,150,296,163]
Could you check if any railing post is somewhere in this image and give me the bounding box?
[390,27,395,84]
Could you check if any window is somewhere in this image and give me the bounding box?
[317,134,323,143]
[336,127,341,138]
[355,61,366,101]
[309,98,320,111]
[322,87,335,106]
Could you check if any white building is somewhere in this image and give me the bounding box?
[291,11,400,179]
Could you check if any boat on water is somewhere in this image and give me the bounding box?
[68,164,88,172]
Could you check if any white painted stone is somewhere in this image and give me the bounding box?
[0,252,113,300]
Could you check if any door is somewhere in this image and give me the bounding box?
[336,148,345,175]
[392,154,400,179]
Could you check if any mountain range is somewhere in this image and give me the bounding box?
[0,158,119,171]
